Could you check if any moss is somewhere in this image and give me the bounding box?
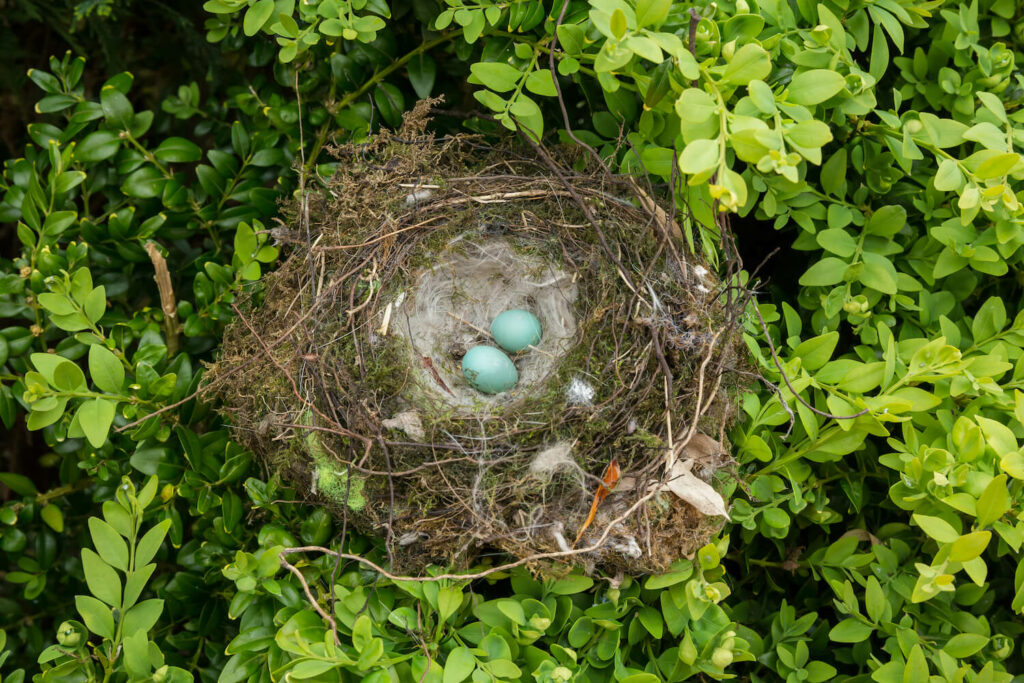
[316,462,368,512]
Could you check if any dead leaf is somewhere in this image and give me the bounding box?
[840,528,882,545]
[663,459,730,520]
[629,178,681,241]
[573,458,621,546]
[382,411,425,441]
[674,432,724,466]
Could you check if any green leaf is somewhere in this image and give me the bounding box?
[975,152,1019,179]
[76,595,114,639]
[828,618,873,643]
[78,398,116,449]
[547,574,594,594]
[244,0,275,35]
[678,138,720,175]
[786,120,833,148]
[635,0,670,27]
[793,332,840,371]
[289,660,339,679]
[864,205,906,237]
[609,8,627,39]
[40,504,64,533]
[136,519,171,567]
[122,599,164,635]
[470,62,522,92]
[637,606,663,638]
[121,167,166,198]
[31,352,71,385]
[275,12,299,37]
[438,587,463,622]
[486,659,520,679]
[154,137,202,163]
[912,513,959,543]
[977,474,1010,527]
[747,79,776,114]
[821,148,847,197]
[89,517,129,570]
[81,548,122,608]
[43,211,77,237]
[38,293,75,316]
[26,398,68,430]
[787,69,847,105]
[815,229,856,257]
[934,158,963,191]
[89,345,124,394]
[903,644,928,682]
[949,531,990,562]
[83,285,106,323]
[123,629,150,678]
[865,576,886,622]
[943,633,988,658]
[722,43,771,85]
[100,85,134,128]
[443,646,475,683]
[524,69,557,97]
[408,53,437,99]
[799,257,848,287]
[557,24,584,54]
[0,473,38,497]
[859,252,898,294]
[675,88,718,126]
[52,359,86,391]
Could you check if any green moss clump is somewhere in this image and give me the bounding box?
[316,463,367,512]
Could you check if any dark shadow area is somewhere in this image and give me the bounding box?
[730,210,801,299]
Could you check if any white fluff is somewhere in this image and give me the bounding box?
[566,377,595,405]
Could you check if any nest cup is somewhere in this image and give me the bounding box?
[206,104,746,574]
[392,238,576,406]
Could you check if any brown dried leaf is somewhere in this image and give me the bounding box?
[573,458,621,546]
[663,459,730,519]
[675,432,724,465]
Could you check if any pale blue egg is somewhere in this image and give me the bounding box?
[462,345,518,394]
[490,309,542,353]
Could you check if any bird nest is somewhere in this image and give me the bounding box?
[205,104,747,575]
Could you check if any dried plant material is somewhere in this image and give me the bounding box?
[673,432,724,467]
[629,178,682,241]
[378,302,393,336]
[840,528,882,545]
[144,241,179,356]
[529,442,575,477]
[382,411,425,441]
[663,459,730,520]
[574,458,621,546]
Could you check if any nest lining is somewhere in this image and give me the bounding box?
[391,237,577,407]
[205,104,745,574]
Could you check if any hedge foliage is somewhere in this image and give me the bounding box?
[1,0,1023,681]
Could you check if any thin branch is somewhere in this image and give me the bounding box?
[280,554,340,644]
[751,303,870,420]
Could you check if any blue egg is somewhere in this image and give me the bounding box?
[462,345,518,394]
[490,309,542,353]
